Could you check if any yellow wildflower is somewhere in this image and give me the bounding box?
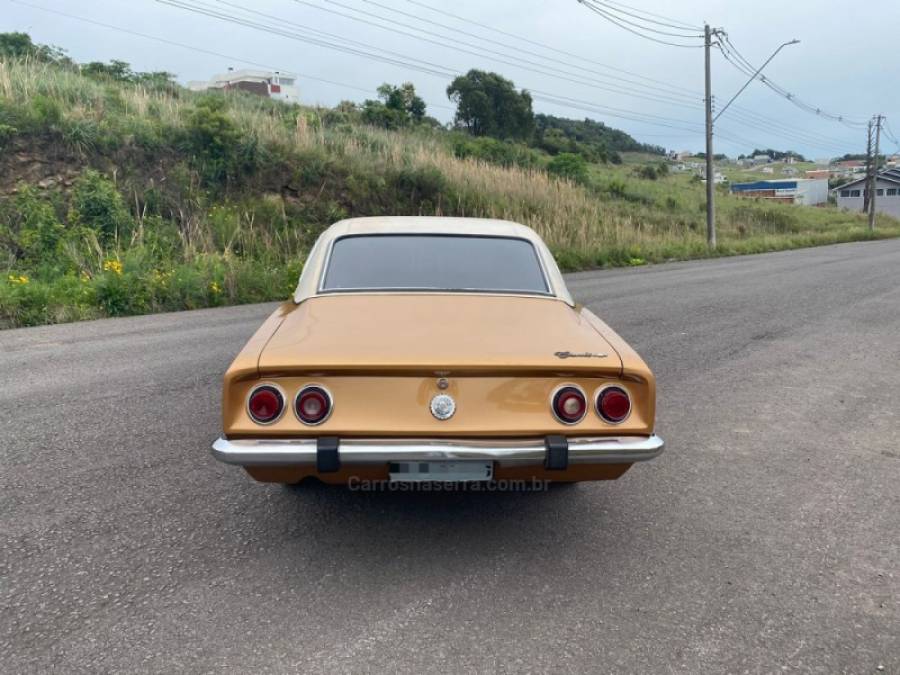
[8,274,29,284]
[152,270,173,287]
[103,259,123,275]
[209,281,222,294]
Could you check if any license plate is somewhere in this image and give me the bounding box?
[388,461,493,483]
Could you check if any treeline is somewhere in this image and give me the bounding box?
[0,32,177,94]
[738,148,808,162]
[338,68,662,168]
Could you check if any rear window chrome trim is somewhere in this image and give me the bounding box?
[317,233,555,298]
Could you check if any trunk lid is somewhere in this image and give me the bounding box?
[258,294,622,376]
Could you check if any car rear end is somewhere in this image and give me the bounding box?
[211,218,663,486]
[213,296,662,485]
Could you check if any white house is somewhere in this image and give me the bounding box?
[188,69,300,103]
[833,169,900,218]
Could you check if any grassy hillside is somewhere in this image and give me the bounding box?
[1,59,898,328]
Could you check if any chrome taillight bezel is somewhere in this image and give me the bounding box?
[550,384,588,425]
[294,384,334,426]
[594,384,632,424]
[246,383,287,425]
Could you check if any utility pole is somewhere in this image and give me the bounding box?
[869,114,883,231]
[704,23,716,248]
[863,119,874,214]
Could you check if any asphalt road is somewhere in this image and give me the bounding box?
[2,240,899,674]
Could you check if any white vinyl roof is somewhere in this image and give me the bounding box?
[292,217,574,305]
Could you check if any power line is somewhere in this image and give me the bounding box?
[880,119,898,147]
[157,0,458,77]
[593,0,703,32]
[354,0,700,100]
[182,0,857,154]
[576,0,705,48]
[393,0,852,149]
[717,33,869,128]
[584,0,704,36]
[5,0,454,110]
[726,106,859,149]
[722,109,855,154]
[278,0,703,108]
[156,0,726,137]
[403,0,701,95]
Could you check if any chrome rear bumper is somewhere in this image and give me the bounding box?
[211,434,664,466]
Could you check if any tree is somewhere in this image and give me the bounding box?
[0,32,68,63]
[361,82,427,129]
[446,70,534,141]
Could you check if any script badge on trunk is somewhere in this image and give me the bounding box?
[430,394,456,420]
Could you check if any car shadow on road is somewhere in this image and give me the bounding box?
[263,479,632,552]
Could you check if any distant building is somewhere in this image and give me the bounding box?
[782,166,798,176]
[701,172,728,185]
[188,69,300,103]
[669,150,691,162]
[805,169,831,180]
[833,169,900,217]
[832,160,866,176]
[760,166,775,174]
[750,153,773,164]
[730,178,829,205]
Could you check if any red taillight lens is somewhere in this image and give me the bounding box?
[597,386,631,423]
[552,386,587,424]
[247,385,284,424]
[295,386,332,425]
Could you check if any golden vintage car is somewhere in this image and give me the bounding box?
[212,217,663,485]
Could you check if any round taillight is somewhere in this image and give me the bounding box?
[295,385,332,425]
[247,385,284,424]
[551,385,587,424]
[597,386,631,424]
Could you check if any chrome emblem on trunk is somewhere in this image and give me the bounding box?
[554,351,608,359]
[430,394,456,420]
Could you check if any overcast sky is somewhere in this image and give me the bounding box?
[5,0,899,160]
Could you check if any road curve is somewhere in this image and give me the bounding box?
[2,239,899,673]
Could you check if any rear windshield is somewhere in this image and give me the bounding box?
[320,234,550,295]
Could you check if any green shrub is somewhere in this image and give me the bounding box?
[0,122,16,147]
[0,186,65,264]
[184,96,244,184]
[30,94,62,127]
[68,170,133,245]
[635,164,660,180]
[547,153,589,184]
[60,117,101,156]
[451,136,540,169]
[391,165,446,206]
